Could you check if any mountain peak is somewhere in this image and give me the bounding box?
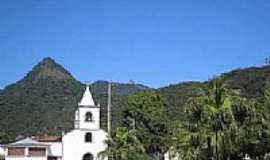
[24,57,74,82]
[41,57,56,65]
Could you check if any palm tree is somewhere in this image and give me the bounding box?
[175,77,240,160]
[202,78,236,159]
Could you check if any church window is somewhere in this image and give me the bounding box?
[85,132,92,142]
[83,153,93,160]
[85,112,93,122]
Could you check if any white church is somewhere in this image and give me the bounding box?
[3,85,107,160]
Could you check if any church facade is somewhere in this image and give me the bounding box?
[62,85,107,160]
[4,85,107,160]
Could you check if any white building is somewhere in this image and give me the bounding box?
[63,85,107,160]
[4,85,107,160]
[0,145,5,160]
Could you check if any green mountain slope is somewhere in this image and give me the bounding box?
[158,81,205,120]
[158,65,270,121]
[223,65,270,99]
[1,57,270,139]
[0,58,151,138]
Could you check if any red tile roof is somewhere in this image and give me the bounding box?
[33,136,62,142]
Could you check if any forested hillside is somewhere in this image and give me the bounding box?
[1,57,270,141]
[0,58,150,139]
[158,65,270,121]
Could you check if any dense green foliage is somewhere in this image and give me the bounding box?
[102,78,270,159]
[99,127,151,160]
[1,56,270,157]
[159,65,270,122]
[121,91,170,159]
[169,78,265,159]
[101,91,170,160]
[0,58,150,142]
[158,82,204,121]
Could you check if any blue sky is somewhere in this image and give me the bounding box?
[0,0,270,88]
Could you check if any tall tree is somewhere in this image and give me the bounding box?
[121,91,170,159]
[172,78,261,160]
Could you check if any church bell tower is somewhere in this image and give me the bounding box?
[74,85,100,130]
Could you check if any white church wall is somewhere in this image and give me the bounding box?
[62,129,107,160]
[0,146,4,160]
